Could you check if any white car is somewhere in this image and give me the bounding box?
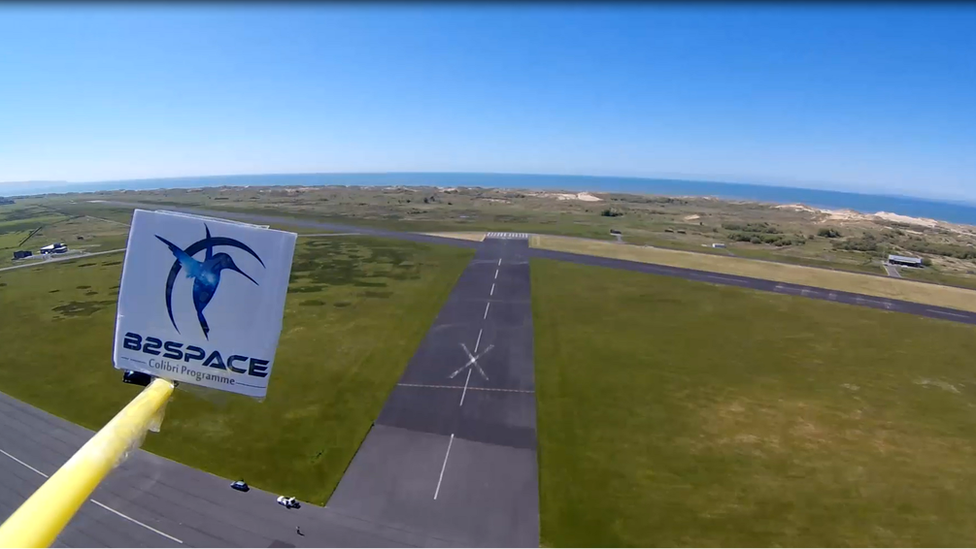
[277,495,300,509]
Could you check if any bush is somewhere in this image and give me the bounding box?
[833,234,880,252]
[601,208,624,217]
[921,257,933,267]
[818,228,842,238]
[901,240,976,260]
[722,222,781,234]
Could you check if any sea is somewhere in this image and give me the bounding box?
[8,172,976,226]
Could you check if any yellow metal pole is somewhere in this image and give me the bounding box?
[0,378,175,548]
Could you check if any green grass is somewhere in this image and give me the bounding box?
[533,258,976,547]
[0,236,472,504]
[900,267,976,291]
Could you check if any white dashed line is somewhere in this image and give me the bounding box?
[474,328,483,353]
[0,448,184,544]
[490,283,495,296]
[494,269,499,279]
[484,302,491,319]
[459,369,472,407]
[498,258,502,266]
[433,434,454,500]
[926,308,970,319]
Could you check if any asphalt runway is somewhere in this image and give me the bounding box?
[530,248,976,325]
[0,391,428,548]
[327,238,539,547]
[94,200,976,325]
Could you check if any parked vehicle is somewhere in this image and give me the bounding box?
[277,495,300,509]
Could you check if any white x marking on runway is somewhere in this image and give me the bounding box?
[448,343,493,380]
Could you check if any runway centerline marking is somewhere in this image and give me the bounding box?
[449,343,493,380]
[474,328,483,353]
[0,447,184,544]
[433,434,454,500]
[484,302,491,319]
[927,308,969,319]
[498,258,502,266]
[490,283,495,296]
[494,269,499,280]
[459,369,472,407]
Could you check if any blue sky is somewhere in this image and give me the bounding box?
[1,4,974,200]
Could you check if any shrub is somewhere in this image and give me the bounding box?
[722,222,781,234]
[818,228,842,238]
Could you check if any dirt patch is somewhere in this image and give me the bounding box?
[914,378,962,394]
[52,300,115,317]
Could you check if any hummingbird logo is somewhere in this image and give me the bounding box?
[156,225,265,339]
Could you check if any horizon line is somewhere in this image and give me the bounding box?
[2,170,975,208]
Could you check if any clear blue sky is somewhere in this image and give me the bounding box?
[1,4,974,200]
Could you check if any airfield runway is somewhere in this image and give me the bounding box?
[3,202,974,547]
[97,200,976,326]
[0,391,426,548]
[327,237,538,547]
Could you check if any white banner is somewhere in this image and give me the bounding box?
[113,209,297,398]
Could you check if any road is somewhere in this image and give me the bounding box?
[0,249,125,273]
[91,201,976,326]
[884,263,902,278]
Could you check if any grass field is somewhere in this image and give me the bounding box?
[0,236,472,504]
[0,201,132,267]
[532,234,976,313]
[532,258,976,546]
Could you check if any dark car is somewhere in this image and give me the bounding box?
[231,480,250,492]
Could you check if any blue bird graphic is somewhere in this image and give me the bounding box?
[155,225,264,339]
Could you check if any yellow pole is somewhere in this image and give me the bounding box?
[0,378,175,548]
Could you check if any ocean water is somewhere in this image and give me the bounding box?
[13,172,976,226]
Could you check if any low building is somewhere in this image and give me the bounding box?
[888,254,923,267]
[39,243,67,254]
[711,243,727,248]
[12,250,32,260]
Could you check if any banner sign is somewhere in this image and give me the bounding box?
[113,209,297,398]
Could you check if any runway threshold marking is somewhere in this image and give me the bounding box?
[433,434,454,500]
[0,447,184,544]
[397,383,534,394]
